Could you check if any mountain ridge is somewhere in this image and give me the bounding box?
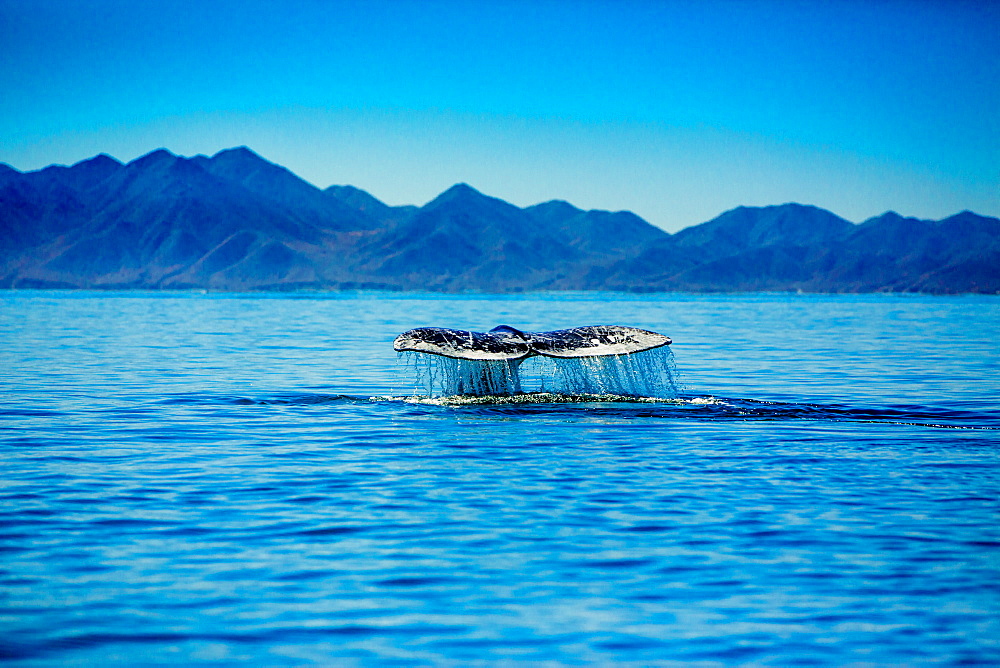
[1,148,997,293]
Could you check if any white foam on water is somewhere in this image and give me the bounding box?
[398,347,679,400]
[400,392,684,406]
[688,396,725,405]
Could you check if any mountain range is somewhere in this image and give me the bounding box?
[2,147,997,293]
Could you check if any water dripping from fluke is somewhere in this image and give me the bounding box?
[393,325,679,402]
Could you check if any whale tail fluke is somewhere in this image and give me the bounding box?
[393,325,671,361]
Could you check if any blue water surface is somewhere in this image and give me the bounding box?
[1,291,998,665]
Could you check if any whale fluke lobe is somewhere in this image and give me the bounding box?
[525,325,671,358]
[393,325,670,360]
[391,326,531,361]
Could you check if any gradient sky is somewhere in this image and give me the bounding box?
[2,0,997,232]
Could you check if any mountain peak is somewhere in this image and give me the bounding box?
[859,211,927,226]
[206,146,277,173]
[735,202,822,215]
[211,146,265,162]
[73,153,122,169]
[129,148,178,168]
[940,210,999,226]
[528,199,583,217]
[673,201,854,256]
[59,153,125,189]
[328,184,363,196]
[423,182,497,210]
[201,146,304,186]
[442,182,482,198]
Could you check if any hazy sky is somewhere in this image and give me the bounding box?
[2,0,997,232]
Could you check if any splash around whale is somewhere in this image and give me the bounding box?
[393,325,677,399]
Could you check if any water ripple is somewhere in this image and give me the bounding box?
[2,291,998,665]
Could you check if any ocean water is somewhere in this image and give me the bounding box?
[1,290,998,666]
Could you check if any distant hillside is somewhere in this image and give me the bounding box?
[1,148,997,293]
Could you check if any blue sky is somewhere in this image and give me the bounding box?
[2,0,997,232]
